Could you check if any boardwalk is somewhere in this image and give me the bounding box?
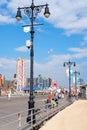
[0,95,70,130]
[39,100,87,130]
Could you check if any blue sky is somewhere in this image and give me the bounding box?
[0,0,87,88]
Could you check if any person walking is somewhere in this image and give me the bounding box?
[7,91,11,100]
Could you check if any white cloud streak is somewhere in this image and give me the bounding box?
[68,47,87,58]
[15,46,28,52]
[0,14,15,24]
[48,0,87,35]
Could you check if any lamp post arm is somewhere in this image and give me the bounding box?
[18,4,48,10]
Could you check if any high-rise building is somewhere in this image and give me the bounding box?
[16,58,26,91]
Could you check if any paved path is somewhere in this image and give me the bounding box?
[0,95,47,117]
[39,100,87,130]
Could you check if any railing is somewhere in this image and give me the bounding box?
[0,97,74,130]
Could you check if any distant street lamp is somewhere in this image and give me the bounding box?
[16,0,50,124]
[74,71,80,94]
[63,60,76,97]
[78,78,84,85]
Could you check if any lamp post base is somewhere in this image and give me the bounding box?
[26,100,36,124]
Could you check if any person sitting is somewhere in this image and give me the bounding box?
[52,94,58,107]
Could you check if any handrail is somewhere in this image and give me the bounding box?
[0,97,74,130]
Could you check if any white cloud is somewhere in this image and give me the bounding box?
[68,47,87,53]
[0,0,17,24]
[68,47,87,58]
[15,46,28,52]
[0,48,87,86]
[1,0,87,35]
[38,0,87,35]
[0,14,15,24]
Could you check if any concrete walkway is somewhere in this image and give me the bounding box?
[39,100,87,130]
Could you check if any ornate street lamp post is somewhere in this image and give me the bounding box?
[63,60,76,97]
[16,0,50,124]
[74,71,80,95]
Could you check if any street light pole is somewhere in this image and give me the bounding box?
[74,71,80,95]
[63,60,76,97]
[16,0,50,124]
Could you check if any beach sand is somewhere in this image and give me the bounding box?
[39,100,87,130]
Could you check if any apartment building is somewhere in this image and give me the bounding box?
[16,58,26,91]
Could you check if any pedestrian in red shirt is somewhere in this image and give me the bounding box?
[47,93,52,103]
